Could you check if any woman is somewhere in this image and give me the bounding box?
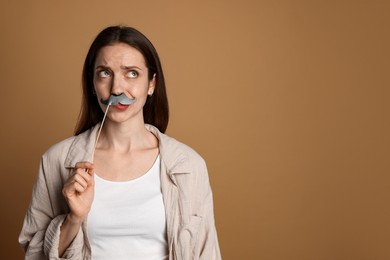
[19,25,221,260]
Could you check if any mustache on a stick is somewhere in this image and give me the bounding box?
[100,93,136,105]
[91,94,136,161]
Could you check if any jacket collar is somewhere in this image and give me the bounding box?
[145,124,192,176]
[64,123,192,176]
[64,124,99,168]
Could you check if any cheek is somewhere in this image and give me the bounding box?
[129,82,151,96]
[93,80,109,95]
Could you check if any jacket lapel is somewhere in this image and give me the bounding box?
[64,123,100,168]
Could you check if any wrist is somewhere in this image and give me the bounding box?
[66,213,84,225]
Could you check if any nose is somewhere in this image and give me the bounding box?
[110,75,124,95]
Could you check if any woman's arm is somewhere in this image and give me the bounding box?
[58,214,84,257]
[174,156,222,260]
[198,162,222,260]
[19,155,94,259]
[19,156,70,259]
[59,162,94,256]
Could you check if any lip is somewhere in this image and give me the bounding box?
[113,103,129,111]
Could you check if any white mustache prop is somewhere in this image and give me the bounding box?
[91,94,136,161]
[100,93,136,105]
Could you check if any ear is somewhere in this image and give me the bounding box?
[148,73,156,96]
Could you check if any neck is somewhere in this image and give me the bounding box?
[97,119,154,153]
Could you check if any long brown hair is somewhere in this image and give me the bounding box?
[74,25,169,135]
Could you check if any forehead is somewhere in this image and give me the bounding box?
[95,43,147,67]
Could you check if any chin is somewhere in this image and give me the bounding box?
[107,112,141,125]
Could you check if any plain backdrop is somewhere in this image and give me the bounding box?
[1,0,389,259]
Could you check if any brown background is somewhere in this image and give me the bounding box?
[1,0,389,259]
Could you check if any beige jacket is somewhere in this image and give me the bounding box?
[19,124,221,260]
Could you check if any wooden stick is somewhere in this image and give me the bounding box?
[90,104,110,162]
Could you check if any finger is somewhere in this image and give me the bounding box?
[63,178,89,197]
[74,182,86,193]
[73,162,94,180]
[77,168,95,185]
[73,174,88,189]
[63,181,79,197]
[75,162,94,172]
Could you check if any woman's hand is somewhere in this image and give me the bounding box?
[62,162,95,223]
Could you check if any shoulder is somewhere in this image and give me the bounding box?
[145,124,206,171]
[161,133,205,163]
[41,136,76,164]
[41,125,96,166]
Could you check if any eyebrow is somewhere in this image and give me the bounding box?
[122,65,143,71]
[94,65,143,71]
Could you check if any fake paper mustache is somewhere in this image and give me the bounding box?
[100,93,136,105]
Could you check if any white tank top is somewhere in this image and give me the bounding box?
[87,156,168,260]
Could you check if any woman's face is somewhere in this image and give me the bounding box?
[93,43,155,124]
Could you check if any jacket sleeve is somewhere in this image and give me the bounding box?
[18,155,86,259]
[197,161,222,260]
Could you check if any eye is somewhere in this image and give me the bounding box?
[127,70,138,78]
[97,70,111,78]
